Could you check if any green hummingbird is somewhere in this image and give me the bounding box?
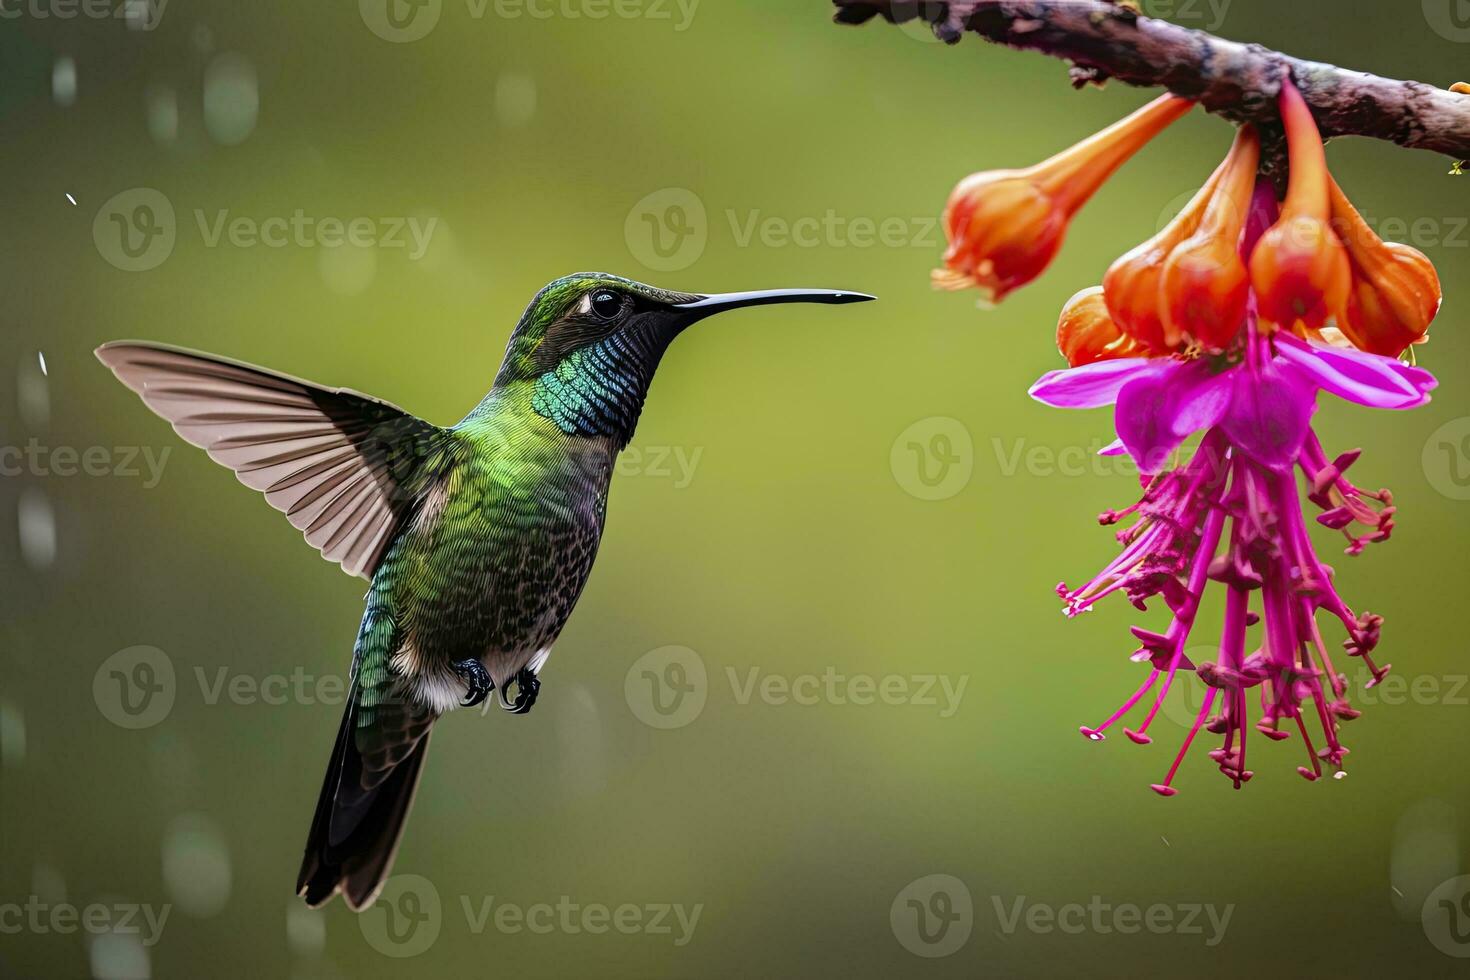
[96,273,873,910]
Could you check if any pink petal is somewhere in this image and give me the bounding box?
[1273,333,1436,410]
[1028,357,1156,410]
[1115,360,1231,473]
[1221,361,1314,469]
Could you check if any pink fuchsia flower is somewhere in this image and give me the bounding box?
[1027,181,1438,795]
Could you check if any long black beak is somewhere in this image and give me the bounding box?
[674,288,876,317]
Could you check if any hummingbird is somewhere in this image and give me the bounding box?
[96,273,873,910]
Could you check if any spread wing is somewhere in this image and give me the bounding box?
[96,341,450,579]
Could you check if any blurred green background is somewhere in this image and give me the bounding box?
[3,1,1469,977]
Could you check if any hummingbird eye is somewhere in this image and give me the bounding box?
[589,291,623,320]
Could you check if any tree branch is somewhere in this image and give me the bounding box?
[833,0,1470,159]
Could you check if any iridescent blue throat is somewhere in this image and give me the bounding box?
[531,332,660,446]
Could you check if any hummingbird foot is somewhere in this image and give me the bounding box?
[506,667,541,715]
[451,658,494,708]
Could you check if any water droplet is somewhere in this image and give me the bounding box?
[162,813,232,917]
[65,193,77,207]
[18,490,57,569]
[89,930,151,980]
[1390,798,1460,920]
[19,351,50,428]
[285,902,325,956]
[1333,770,1347,780]
[124,0,159,31]
[52,57,77,107]
[0,700,25,767]
[145,85,178,145]
[203,53,258,146]
[495,73,537,127]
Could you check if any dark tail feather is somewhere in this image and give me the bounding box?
[296,698,432,910]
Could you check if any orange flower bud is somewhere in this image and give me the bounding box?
[1159,126,1260,351]
[1056,286,1145,366]
[935,94,1194,305]
[1101,154,1225,352]
[1328,178,1441,356]
[1249,81,1351,331]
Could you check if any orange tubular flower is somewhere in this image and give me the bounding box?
[1159,126,1260,351]
[1056,286,1144,366]
[1101,151,1226,352]
[935,94,1194,305]
[1329,178,1441,357]
[1249,80,1351,332]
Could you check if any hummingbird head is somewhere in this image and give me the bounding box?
[492,272,872,446]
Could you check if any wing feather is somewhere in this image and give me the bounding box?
[96,341,448,579]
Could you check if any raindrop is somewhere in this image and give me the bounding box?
[0,700,25,767]
[145,85,178,145]
[65,194,77,207]
[1333,770,1347,780]
[161,813,233,917]
[18,489,57,569]
[53,57,77,107]
[495,73,537,127]
[286,902,325,956]
[89,931,150,980]
[317,243,377,296]
[19,351,50,428]
[124,0,157,31]
[1390,798,1460,920]
[203,53,258,146]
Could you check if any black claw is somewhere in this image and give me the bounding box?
[452,658,494,708]
[508,668,541,715]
